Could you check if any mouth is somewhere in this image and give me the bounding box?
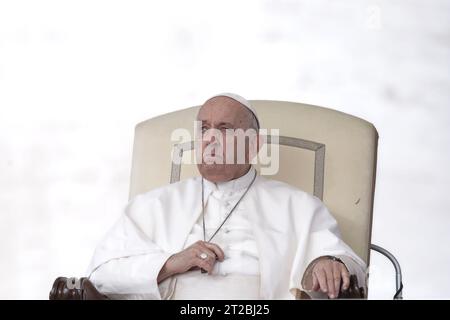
[203,155,224,164]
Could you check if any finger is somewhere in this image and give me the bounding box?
[190,248,216,274]
[188,265,200,271]
[195,258,213,274]
[324,266,336,298]
[333,263,342,297]
[341,266,351,290]
[194,242,217,260]
[315,269,328,293]
[202,242,225,261]
[312,273,320,291]
[193,247,217,264]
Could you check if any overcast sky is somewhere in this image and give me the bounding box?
[0,0,449,299]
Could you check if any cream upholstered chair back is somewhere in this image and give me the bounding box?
[129,100,378,264]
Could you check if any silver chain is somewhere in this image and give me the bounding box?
[201,169,257,243]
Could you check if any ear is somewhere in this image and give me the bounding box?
[257,133,266,152]
[248,131,265,162]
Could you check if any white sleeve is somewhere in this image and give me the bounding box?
[89,251,173,299]
[86,195,176,300]
[289,195,367,298]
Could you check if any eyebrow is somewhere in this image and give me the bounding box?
[199,120,235,128]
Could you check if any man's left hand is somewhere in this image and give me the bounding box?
[310,256,350,299]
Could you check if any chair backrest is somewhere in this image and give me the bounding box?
[129,100,378,264]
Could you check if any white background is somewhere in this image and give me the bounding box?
[0,0,449,299]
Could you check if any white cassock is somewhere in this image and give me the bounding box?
[86,167,367,299]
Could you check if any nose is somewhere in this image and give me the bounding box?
[202,129,220,145]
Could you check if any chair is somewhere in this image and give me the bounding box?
[50,100,403,299]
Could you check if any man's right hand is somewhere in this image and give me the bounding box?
[157,241,225,283]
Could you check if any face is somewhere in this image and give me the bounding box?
[196,96,261,183]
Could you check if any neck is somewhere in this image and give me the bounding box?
[213,165,253,190]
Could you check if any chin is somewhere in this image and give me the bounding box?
[197,164,230,182]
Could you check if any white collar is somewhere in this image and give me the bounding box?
[203,166,257,195]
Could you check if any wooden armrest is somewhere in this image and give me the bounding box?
[49,277,109,300]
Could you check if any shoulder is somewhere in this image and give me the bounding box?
[255,176,336,228]
[128,176,200,207]
[255,175,323,206]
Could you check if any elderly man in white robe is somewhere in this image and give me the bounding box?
[87,93,367,300]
